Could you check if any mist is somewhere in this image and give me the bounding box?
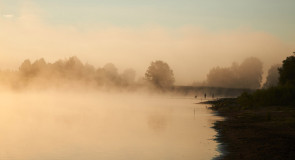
[263,64,281,88]
[0,3,293,85]
[1,1,295,159]
[0,56,139,91]
[193,57,263,89]
[0,86,223,160]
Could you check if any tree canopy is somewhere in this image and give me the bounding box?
[1,56,138,89]
[279,55,295,86]
[206,57,263,89]
[263,64,280,88]
[145,60,175,89]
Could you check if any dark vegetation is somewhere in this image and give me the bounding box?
[211,54,295,159]
[238,54,295,107]
[212,99,295,160]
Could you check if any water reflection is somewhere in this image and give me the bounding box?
[0,91,222,160]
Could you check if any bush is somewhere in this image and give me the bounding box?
[238,85,295,108]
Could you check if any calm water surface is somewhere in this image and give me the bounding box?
[0,91,222,160]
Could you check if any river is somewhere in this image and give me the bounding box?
[0,91,222,160]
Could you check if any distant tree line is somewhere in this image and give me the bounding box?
[0,56,137,90]
[193,57,263,89]
[193,57,286,90]
[0,57,175,91]
[1,54,289,94]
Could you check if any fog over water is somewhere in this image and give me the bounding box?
[0,90,222,160]
[1,1,294,159]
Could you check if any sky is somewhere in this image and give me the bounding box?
[0,0,294,84]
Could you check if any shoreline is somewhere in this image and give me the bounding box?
[206,98,295,160]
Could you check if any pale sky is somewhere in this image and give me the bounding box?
[0,0,294,84]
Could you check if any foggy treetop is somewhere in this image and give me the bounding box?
[0,56,137,90]
[193,57,268,89]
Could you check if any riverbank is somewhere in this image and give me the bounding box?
[208,98,295,160]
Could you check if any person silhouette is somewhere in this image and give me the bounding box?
[204,93,206,99]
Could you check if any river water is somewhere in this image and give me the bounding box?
[0,91,222,160]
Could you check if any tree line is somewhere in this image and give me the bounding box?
[0,56,175,91]
[238,53,295,107]
[0,55,289,92]
[193,57,282,89]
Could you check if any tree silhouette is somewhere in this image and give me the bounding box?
[19,59,32,77]
[263,64,280,88]
[279,54,295,86]
[206,57,263,89]
[145,60,175,89]
[238,57,263,89]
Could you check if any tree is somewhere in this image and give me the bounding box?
[206,66,236,88]
[19,59,32,75]
[31,58,47,76]
[238,57,263,89]
[278,54,295,86]
[145,60,175,89]
[263,64,280,88]
[206,57,263,89]
[103,63,118,78]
